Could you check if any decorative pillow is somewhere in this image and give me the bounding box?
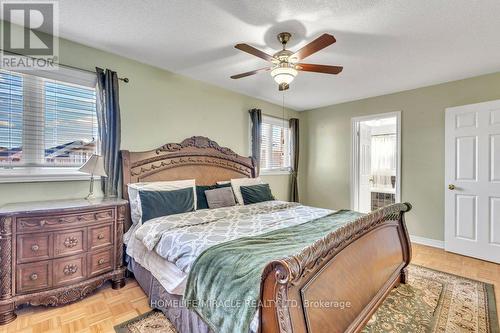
[139,188,194,223]
[196,183,232,210]
[240,183,275,205]
[230,177,264,205]
[205,187,236,209]
[128,179,196,225]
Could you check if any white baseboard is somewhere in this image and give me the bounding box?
[410,235,444,249]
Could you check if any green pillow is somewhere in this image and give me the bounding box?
[240,183,275,205]
[139,187,194,223]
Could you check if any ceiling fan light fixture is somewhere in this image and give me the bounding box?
[271,65,298,85]
[231,32,341,89]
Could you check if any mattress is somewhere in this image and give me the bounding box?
[125,201,333,294]
[124,201,334,333]
[125,226,256,332]
[124,223,187,295]
[134,201,333,273]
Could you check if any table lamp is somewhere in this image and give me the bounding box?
[78,154,107,200]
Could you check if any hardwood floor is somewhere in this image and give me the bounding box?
[0,281,150,333]
[0,243,498,333]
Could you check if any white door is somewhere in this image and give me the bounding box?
[359,123,372,213]
[445,100,500,263]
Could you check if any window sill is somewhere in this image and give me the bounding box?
[0,168,92,183]
[260,170,292,176]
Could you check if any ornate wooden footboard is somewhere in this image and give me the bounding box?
[260,203,412,333]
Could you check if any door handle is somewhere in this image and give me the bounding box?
[448,184,456,190]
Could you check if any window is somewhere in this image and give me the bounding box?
[260,115,291,173]
[370,133,397,189]
[0,67,98,181]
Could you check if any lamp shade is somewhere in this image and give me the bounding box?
[271,65,298,85]
[78,154,107,177]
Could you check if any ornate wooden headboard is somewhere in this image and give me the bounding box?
[121,136,256,200]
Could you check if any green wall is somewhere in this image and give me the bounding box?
[0,31,300,206]
[3,22,500,243]
[300,72,500,241]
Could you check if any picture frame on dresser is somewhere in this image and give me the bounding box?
[0,198,128,324]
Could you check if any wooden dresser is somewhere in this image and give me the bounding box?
[0,198,128,324]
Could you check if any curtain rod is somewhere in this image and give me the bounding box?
[0,49,129,83]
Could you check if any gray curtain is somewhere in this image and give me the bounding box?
[96,68,122,198]
[289,118,299,202]
[249,109,262,175]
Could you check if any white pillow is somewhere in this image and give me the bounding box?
[128,179,196,225]
[230,177,264,205]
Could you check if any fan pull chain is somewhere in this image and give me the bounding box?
[282,90,285,148]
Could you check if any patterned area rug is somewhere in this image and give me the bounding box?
[114,265,499,333]
[363,265,499,332]
[362,265,444,332]
[114,310,177,333]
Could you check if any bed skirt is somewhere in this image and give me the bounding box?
[128,258,212,333]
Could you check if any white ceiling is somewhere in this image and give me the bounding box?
[48,1,500,110]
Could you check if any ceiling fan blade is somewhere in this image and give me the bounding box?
[290,34,336,61]
[278,83,289,91]
[297,63,343,74]
[230,67,271,79]
[235,44,275,62]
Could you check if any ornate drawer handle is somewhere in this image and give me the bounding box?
[63,264,78,276]
[31,244,40,251]
[98,258,105,265]
[30,273,38,281]
[64,236,78,248]
[97,233,105,240]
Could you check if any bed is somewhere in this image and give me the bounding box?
[121,136,412,333]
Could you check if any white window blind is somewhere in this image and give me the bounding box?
[260,115,291,172]
[0,68,98,169]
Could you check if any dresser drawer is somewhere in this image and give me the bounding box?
[17,209,115,232]
[54,228,87,258]
[89,248,113,277]
[17,233,52,263]
[1,199,127,316]
[17,262,52,293]
[53,254,87,287]
[89,224,113,250]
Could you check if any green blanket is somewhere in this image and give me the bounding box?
[184,210,363,333]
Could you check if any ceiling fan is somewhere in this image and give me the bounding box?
[230,32,343,91]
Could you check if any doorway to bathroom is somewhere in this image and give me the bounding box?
[351,112,401,213]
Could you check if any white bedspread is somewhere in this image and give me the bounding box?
[125,201,334,333]
[134,201,333,273]
[125,223,188,294]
